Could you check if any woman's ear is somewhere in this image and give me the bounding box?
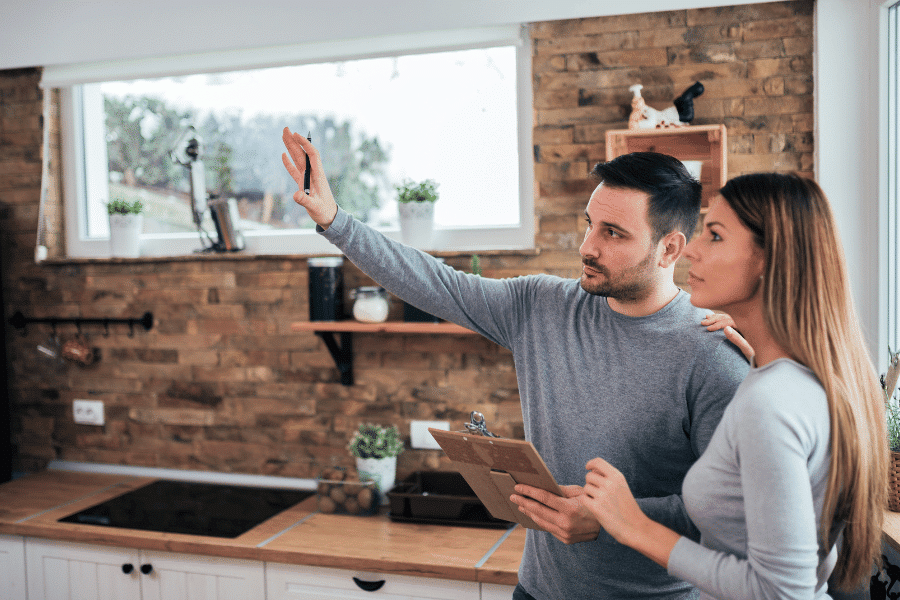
[657,231,686,268]
[751,246,767,282]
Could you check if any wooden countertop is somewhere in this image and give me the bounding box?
[0,470,521,585]
[13,470,900,585]
[884,510,900,554]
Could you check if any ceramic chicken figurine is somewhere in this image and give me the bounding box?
[628,82,705,130]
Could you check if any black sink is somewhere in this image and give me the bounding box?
[59,479,314,538]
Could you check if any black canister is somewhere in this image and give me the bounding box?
[308,257,344,321]
[402,301,441,323]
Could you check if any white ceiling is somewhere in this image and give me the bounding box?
[0,0,781,71]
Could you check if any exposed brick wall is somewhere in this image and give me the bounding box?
[0,1,813,478]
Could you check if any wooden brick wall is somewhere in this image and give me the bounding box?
[0,1,813,477]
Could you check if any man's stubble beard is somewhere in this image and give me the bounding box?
[579,249,656,303]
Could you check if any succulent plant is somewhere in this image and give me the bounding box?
[396,179,438,203]
[348,423,404,459]
[106,199,144,215]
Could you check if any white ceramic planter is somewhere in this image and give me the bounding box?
[108,213,143,258]
[398,201,434,248]
[355,455,397,504]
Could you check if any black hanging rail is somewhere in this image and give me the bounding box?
[8,311,153,335]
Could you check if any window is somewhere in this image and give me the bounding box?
[49,27,533,257]
[888,3,900,357]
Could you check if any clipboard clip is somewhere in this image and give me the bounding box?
[462,411,499,437]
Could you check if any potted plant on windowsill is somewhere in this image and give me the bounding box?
[349,423,404,503]
[396,178,438,249]
[107,199,144,258]
[884,346,900,510]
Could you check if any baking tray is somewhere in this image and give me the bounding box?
[386,471,513,529]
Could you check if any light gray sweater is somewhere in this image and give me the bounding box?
[669,359,837,600]
[320,208,749,599]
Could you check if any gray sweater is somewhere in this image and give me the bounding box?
[669,359,837,600]
[320,209,749,599]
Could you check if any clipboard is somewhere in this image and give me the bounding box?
[428,428,563,530]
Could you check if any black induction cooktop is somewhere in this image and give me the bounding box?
[59,479,314,538]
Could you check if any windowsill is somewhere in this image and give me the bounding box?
[38,247,542,265]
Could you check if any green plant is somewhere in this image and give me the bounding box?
[884,345,900,451]
[396,178,439,203]
[348,423,404,459]
[470,254,482,277]
[106,199,144,215]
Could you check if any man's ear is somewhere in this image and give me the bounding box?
[657,231,686,268]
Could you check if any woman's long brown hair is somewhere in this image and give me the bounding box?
[720,173,887,589]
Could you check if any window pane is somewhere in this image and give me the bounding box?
[90,46,519,239]
[891,3,900,354]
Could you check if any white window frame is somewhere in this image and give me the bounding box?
[884,1,900,361]
[48,26,534,258]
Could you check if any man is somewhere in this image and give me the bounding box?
[282,128,749,600]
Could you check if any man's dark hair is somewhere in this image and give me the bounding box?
[590,152,702,242]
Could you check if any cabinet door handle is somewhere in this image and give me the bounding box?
[140,564,153,575]
[121,563,134,574]
[352,577,385,592]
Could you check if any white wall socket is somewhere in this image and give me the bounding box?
[73,399,104,426]
[410,420,449,450]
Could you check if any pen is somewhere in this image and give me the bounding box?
[304,132,311,195]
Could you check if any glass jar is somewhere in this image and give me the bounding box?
[350,286,390,323]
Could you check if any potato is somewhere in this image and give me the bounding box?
[356,487,373,509]
[344,497,360,514]
[329,487,347,504]
[343,481,363,495]
[318,496,336,513]
[320,468,346,481]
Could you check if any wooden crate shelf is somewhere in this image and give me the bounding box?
[605,124,727,209]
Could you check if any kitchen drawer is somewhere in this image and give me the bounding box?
[266,563,479,600]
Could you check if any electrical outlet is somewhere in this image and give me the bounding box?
[411,420,448,449]
[73,399,104,426]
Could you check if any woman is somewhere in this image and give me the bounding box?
[582,173,887,598]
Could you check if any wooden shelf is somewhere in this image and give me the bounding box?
[605,124,727,209]
[291,321,479,385]
[290,321,477,335]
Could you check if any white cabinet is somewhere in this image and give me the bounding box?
[25,539,141,600]
[0,534,27,600]
[25,539,265,600]
[481,583,516,600]
[19,538,511,599]
[266,563,480,600]
[139,550,265,600]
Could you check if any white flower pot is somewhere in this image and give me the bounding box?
[398,201,435,248]
[109,213,143,258]
[356,455,397,504]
